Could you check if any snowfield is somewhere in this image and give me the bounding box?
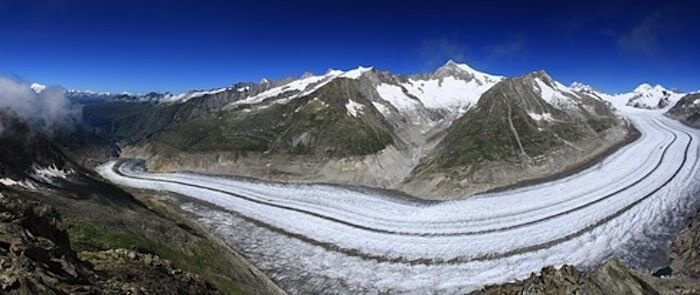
[98,109,700,294]
[400,76,498,111]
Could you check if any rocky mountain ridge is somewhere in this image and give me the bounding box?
[403,71,629,197]
[667,93,700,128]
[102,62,630,199]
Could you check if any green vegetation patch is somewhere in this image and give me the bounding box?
[155,79,395,157]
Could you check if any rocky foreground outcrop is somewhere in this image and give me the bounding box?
[476,261,659,295]
[476,205,700,295]
[0,192,218,294]
[671,207,700,282]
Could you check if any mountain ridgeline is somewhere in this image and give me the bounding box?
[80,61,660,199]
[403,71,630,197]
[666,93,700,128]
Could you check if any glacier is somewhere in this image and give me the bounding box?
[98,109,700,294]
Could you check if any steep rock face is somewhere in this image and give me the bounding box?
[666,93,700,128]
[0,114,73,181]
[672,207,700,279]
[404,71,630,198]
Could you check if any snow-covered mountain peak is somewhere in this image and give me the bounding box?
[30,83,46,93]
[339,66,373,79]
[570,82,596,93]
[387,62,503,112]
[578,82,685,110]
[433,60,503,84]
[441,59,483,74]
[325,68,342,76]
[530,74,580,109]
[527,70,553,81]
[633,83,655,93]
[444,59,459,66]
[626,83,683,109]
[442,59,476,72]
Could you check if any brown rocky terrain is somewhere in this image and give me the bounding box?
[476,261,658,295]
[0,192,217,294]
[667,93,700,128]
[0,114,285,295]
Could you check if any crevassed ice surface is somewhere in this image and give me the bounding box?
[99,109,700,294]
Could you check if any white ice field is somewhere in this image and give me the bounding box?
[99,109,700,294]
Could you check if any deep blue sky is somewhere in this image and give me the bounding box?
[0,0,698,94]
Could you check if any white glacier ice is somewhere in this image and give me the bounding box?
[98,109,700,294]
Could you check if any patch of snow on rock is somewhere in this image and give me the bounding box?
[345,99,364,117]
[528,112,554,121]
[162,87,230,103]
[534,78,575,109]
[0,178,36,189]
[371,102,391,115]
[231,72,338,106]
[401,77,488,110]
[33,165,72,182]
[375,84,419,110]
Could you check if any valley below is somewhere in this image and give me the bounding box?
[99,110,700,293]
[4,3,700,294]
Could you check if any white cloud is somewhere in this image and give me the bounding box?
[0,76,81,134]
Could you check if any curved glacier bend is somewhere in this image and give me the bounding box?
[98,110,700,294]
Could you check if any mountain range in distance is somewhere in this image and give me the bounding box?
[56,60,698,199]
[5,60,700,294]
[44,60,692,111]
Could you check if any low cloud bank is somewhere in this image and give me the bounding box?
[0,77,81,134]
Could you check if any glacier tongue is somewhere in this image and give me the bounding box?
[99,110,700,294]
